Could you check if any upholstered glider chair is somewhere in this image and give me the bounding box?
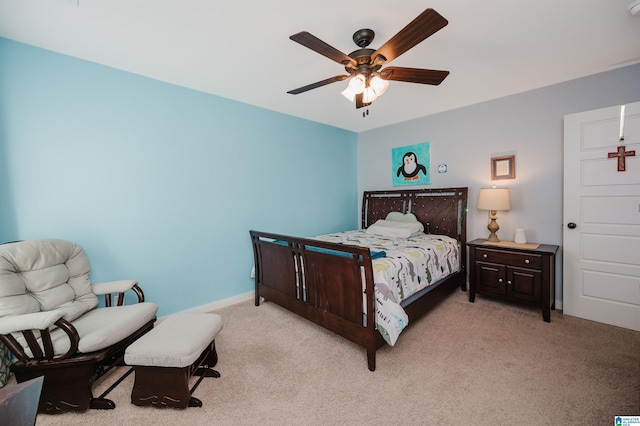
[0,239,158,414]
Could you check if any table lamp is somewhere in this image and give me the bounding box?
[478,188,511,242]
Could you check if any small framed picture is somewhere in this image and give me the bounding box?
[491,155,515,180]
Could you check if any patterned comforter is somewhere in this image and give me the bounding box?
[313,230,460,345]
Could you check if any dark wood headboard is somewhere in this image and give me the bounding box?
[361,187,468,245]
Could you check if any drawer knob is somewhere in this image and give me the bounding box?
[507,280,512,285]
[498,278,503,283]
[524,259,530,264]
[483,254,488,258]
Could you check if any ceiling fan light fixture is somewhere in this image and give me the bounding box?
[341,87,356,102]
[369,75,389,96]
[362,86,378,104]
[348,74,366,94]
[286,8,449,112]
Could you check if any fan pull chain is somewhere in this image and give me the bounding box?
[363,108,369,118]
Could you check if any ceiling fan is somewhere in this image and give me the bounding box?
[287,8,450,111]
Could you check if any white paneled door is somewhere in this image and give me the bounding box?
[563,101,640,331]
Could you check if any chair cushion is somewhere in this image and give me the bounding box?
[0,239,98,319]
[44,302,159,356]
[125,313,223,368]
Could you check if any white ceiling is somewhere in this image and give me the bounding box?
[1,0,639,133]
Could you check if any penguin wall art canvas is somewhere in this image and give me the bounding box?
[392,142,431,186]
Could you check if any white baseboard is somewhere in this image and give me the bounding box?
[159,291,254,319]
[159,291,560,320]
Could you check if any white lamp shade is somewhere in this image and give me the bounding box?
[341,87,356,102]
[362,86,378,103]
[478,188,511,211]
[348,75,366,94]
[369,75,389,96]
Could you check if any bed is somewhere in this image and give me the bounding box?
[249,187,468,371]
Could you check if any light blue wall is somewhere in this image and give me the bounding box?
[0,38,358,316]
[357,63,640,307]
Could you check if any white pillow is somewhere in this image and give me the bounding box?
[385,212,424,234]
[366,219,423,239]
[385,212,417,223]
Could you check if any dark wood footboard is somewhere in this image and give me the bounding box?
[250,231,382,370]
[250,187,468,371]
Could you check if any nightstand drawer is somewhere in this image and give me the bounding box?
[475,248,542,269]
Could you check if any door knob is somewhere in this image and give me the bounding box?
[567,222,577,229]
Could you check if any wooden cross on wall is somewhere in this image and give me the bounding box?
[608,145,636,172]
[608,105,635,172]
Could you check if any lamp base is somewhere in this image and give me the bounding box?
[486,212,500,242]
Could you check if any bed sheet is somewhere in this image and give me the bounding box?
[312,230,460,345]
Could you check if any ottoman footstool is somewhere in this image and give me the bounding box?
[124,312,223,408]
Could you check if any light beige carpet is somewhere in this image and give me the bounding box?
[27,290,640,425]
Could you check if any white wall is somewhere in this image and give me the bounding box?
[357,63,640,307]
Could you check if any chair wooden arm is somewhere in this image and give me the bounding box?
[0,318,80,364]
[101,283,145,307]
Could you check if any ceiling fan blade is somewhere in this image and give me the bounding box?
[380,67,449,85]
[355,93,364,109]
[287,75,348,95]
[290,32,357,67]
[370,8,448,65]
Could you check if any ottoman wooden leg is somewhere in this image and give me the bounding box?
[204,341,218,367]
[130,341,221,409]
[131,366,191,409]
[193,341,220,378]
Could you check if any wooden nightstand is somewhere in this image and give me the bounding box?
[467,238,559,322]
